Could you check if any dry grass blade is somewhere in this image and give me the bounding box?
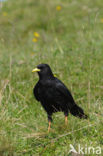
[0,79,9,105]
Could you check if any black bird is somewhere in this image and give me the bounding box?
[32,64,88,132]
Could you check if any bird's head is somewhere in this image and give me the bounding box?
[32,64,54,79]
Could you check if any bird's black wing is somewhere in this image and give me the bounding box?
[55,78,88,119]
[33,82,40,101]
[55,78,75,109]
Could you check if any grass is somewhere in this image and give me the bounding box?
[0,0,103,155]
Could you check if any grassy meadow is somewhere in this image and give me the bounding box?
[0,0,103,155]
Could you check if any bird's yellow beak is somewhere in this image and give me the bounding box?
[32,68,40,73]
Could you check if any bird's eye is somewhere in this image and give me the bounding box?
[39,67,43,70]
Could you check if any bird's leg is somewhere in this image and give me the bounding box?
[48,115,52,132]
[64,112,68,125]
[48,121,51,132]
[65,116,68,125]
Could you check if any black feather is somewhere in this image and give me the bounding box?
[33,64,88,122]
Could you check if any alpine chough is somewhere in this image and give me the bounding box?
[32,64,88,132]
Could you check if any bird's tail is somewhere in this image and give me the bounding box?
[70,104,88,119]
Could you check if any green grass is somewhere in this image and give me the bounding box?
[0,0,103,155]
